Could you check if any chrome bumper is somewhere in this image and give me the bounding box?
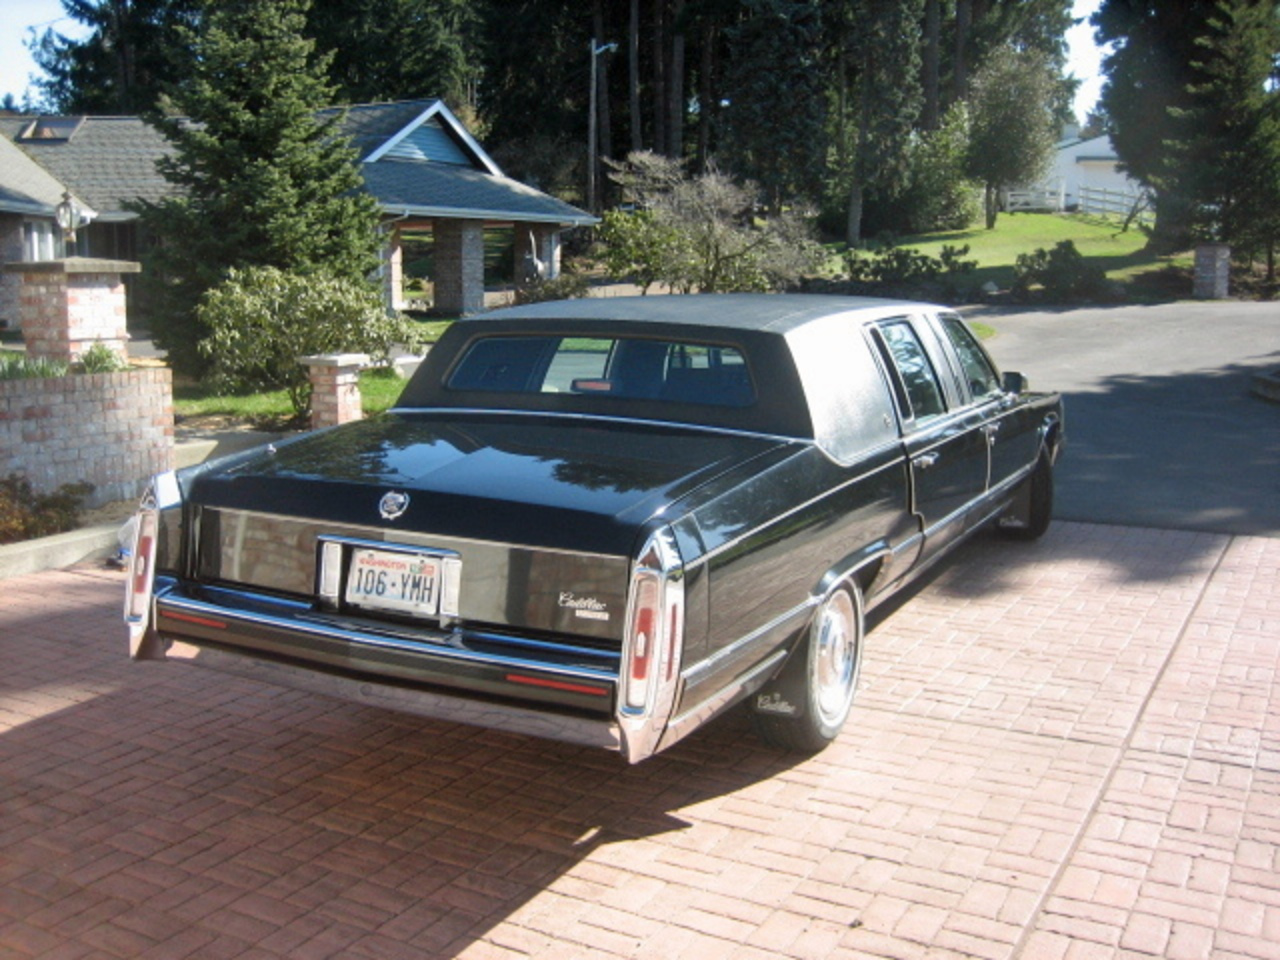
[160,639,623,752]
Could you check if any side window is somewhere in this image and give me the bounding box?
[879,320,947,422]
[940,316,1001,401]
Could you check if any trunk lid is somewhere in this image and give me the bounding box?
[191,412,789,556]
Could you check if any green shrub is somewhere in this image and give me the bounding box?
[78,343,129,374]
[197,266,424,418]
[1013,240,1108,301]
[512,270,592,305]
[0,352,70,380]
[843,243,978,294]
[0,474,93,545]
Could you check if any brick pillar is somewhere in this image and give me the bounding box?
[3,257,141,362]
[1193,244,1230,299]
[433,219,485,315]
[300,353,368,430]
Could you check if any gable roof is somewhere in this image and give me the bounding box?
[0,135,69,216]
[0,115,176,221]
[1,99,593,227]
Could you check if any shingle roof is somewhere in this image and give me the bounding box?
[363,159,595,225]
[323,100,442,161]
[0,116,176,221]
[0,135,67,216]
[0,100,593,227]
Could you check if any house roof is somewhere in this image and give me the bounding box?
[362,160,594,225]
[0,135,69,216]
[1,99,593,227]
[0,116,176,221]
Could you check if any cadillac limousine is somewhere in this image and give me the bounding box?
[125,295,1064,762]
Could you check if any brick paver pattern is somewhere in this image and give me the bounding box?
[0,521,1276,959]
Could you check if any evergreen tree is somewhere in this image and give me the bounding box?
[719,0,828,210]
[135,0,383,375]
[832,0,924,245]
[1173,0,1280,278]
[1093,0,1220,250]
[306,0,481,109]
[30,0,200,113]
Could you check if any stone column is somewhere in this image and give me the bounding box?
[3,257,141,362]
[382,224,405,311]
[300,353,368,430]
[1193,243,1231,299]
[433,219,485,315]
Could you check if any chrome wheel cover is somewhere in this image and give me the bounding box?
[812,589,860,728]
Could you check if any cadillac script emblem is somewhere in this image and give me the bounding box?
[378,491,411,520]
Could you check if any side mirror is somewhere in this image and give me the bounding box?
[1002,371,1028,395]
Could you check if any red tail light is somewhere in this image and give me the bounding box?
[620,531,684,721]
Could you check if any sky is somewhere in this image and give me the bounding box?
[2,0,1111,120]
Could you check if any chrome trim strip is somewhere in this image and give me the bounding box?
[157,589,617,684]
[388,405,811,447]
[660,649,788,752]
[682,595,818,688]
[162,641,622,751]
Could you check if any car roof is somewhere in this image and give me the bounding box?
[467,293,942,336]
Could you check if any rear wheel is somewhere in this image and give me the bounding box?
[751,583,863,753]
[999,452,1053,541]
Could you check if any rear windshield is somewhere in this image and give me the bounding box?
[446,335,756,408]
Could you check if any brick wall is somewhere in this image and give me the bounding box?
[0,367,173,508]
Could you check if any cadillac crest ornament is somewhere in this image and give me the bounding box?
[378,490,411,520]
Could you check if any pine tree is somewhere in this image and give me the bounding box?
[719,0,828,211]
[134,0,383,375]
[30,0,200,113]
[1172,0,1280,279]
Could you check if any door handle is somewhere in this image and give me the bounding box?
[914,452,940,470]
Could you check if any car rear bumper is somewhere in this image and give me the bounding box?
[142,578,629,754]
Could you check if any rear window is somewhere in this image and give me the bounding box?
[447,335,756,408]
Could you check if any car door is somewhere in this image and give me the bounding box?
[872,318,989,562]
[933,313,1041,497]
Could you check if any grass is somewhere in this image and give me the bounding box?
[174,366,411,426]
[833,211,1193,299]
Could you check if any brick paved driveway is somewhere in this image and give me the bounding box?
[1,522,1277,960]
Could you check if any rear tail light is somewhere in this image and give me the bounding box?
[619,529,684,757]
[123,472,181,657]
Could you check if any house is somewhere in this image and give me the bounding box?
[1048,125,1143,211]
[0,99,595,330]
[1005,125,1148,218]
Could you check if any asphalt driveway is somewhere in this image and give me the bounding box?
[977,301,1280,537]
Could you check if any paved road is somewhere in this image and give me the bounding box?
[975,301,1280,537]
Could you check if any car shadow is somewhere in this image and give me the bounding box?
[0,587,811,959]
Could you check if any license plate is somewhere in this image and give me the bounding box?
[345,547,441,617]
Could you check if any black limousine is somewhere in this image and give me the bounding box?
[125,295,1063,762]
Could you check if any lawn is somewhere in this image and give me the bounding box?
[174,365,410,426]
[837,211,1191,298]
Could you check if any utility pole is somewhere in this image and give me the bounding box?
[588,37,617,214]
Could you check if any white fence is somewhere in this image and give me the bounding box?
[1004,185,1065,213]
[1078,184,1154,227]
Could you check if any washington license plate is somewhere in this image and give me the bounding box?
[345,548,441,616]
